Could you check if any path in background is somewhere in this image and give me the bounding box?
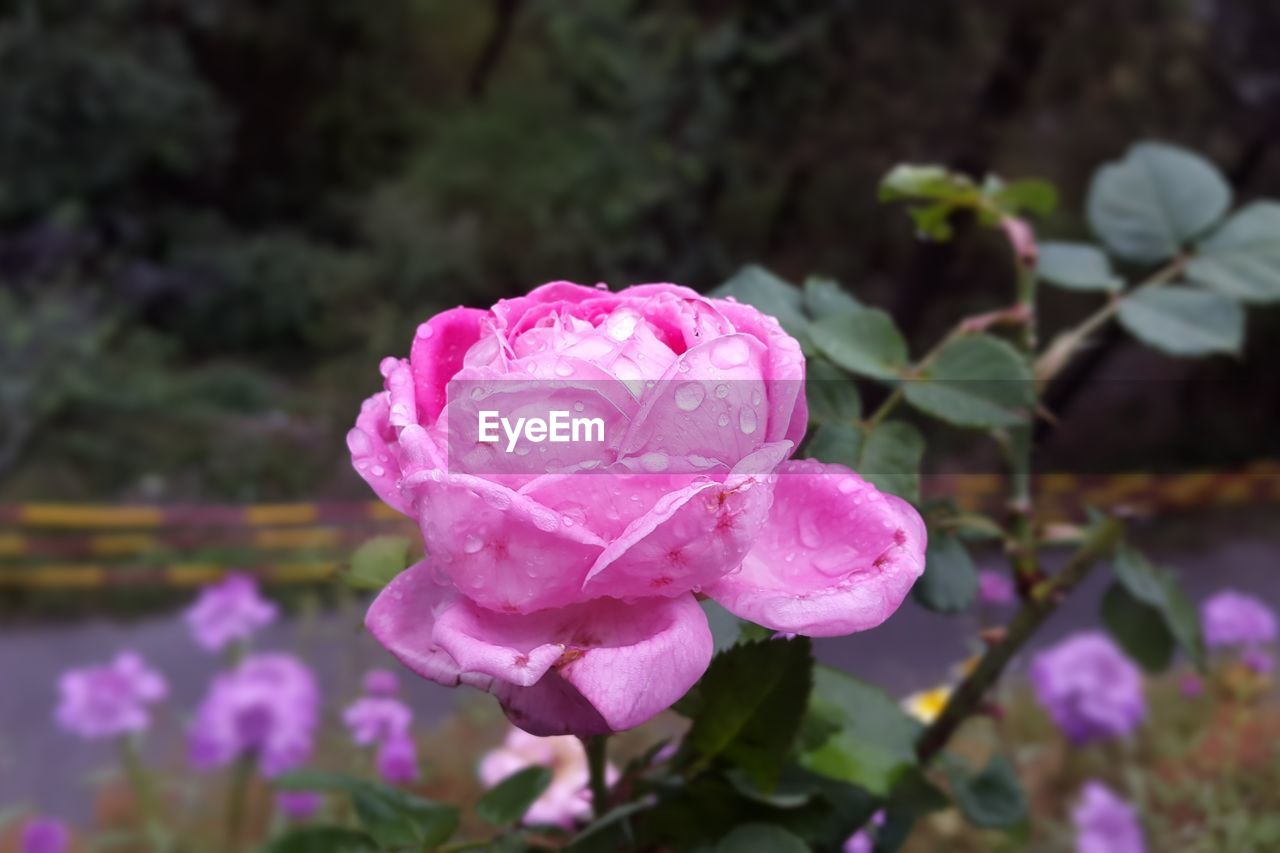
[2,507,1276,821]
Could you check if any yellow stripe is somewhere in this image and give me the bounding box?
[254,527,342,550]
[1159,472,1219,507]
[0,565,107,588]
[368,502,403,521]
[165,564,226,586]
[1211,476,1254,506]
[267,561,341,583]
[90,533,161,556]
[0,532,25,556]
[245,504,318,526]
[19,505,164,528]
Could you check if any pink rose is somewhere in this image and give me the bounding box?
[352,282,925,735]
[478,727,617,827]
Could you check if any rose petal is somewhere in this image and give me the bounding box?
[710,297,808,448]
[705,459,926,636]
[410,307,489,424]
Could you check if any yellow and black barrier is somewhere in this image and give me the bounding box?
[1,460,1277,589]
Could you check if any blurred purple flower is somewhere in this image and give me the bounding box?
[1200,589,1276,650]
[479,728,618,827]
[21,818,69,853]
[56,651,168,740]
[189,652,319,778]
[363,669,400,697]
[1242,647,1274,675]
[1031,632,1144,744]
[185,572,278,653]
[375,734,420,784]
[1178,674,1204,698]
[1072,781,1145,853]
[843,810,885,853]
[276,791,323,821]
[977,570,1015,606]
[342,697,412,747]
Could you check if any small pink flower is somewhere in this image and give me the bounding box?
[56,651,167,740]
[478,727,618,827]
[363,669,400,697]
[342,697,412,747]
[978,570,1015,606]
[185,572,278,653]
[1073,781,1145,853]
[1201,589,1276,650]
[843,811,885,853]
[355,282,927,735]
[375,734,420,784]
[21,818,70,853]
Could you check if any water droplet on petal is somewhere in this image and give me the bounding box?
[416,322,435,340]
[674,381,706,412]
[739,407,758,435]
[709,337,749,369]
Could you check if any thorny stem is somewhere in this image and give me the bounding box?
[916,517,1124,762]
[584,735,611,820]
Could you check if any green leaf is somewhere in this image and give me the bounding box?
[989,178,1058,216]
[680,638,814,790]
[804,421,864,467]
[799,665,920,797]
[714,823,809,853]
[345,535,412,591]
[858,421,924,503]
[945,755,1028,829]
[475,765,553,826]
[1101,582,1175,672]
[1086,141,1232,263]
[1187,202,1280,303]
[912,532,978,613]
[806,358,862,424]
[809,308,909,380]
[1036,242,1123,292]
[712,265,810,346]
[803,276,862,317]
[1116,287,1244,357]
[274,771,459,848]
[879,165,975,203]
[1112,546,1205,668]
[263,826,378,853]
[903,335,1033,428]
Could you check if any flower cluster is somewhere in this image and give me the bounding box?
[189,652,320,777]
[1072,781,1145,853]
[353,282,926,735]
[343,670,419,784]
[478,727,617,827]
[1031,632,1145,744]
[55,651,168,740]
[185,571,278,653]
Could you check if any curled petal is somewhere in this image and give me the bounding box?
[710,297,808,448]
[365,562,712,735]
[410,307,488,424]
[705,459,926,637]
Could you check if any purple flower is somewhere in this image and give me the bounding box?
[21,818,70,853]
[1031,632,1145,744]
[1072,781,1145,853]
[185,572,278,653]
[375,734,420,784]
[277,791,323,821]
[843,811,885,853]
[363,669,400,697]
[977,570,1015,605]
[1242,647,1274,675]
[56,651,168,740]
[1201,589,1276,650]
[342,697,412,746]
[189,652,319,777]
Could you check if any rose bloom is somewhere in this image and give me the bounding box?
[1031,632,1145,744]
[189,652,319,777]
[1200,589,1276,650]
[353,282,926,735]
[56,651,168,740]
[478,727,617,827]
[1072,781,1145,853]
[185,572,278,653]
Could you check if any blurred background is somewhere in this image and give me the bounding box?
[2,0,1279,845]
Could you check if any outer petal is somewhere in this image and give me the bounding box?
[348,390,411,515]
[401,469,607,613]
[705,459,926,637]
[410,306,489,424]
[365,562,712,736]
[582,442,790,600]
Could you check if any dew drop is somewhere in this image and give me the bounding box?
[738,407,758,435]
[714,384,730,399]
[462,535,484,554]
[674,382,706,412]
[717,413,730,428]
[416,322,435,340]
[709,337,749,369]
[639,452,669,473]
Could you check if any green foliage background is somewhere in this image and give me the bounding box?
[3,0,1279,500]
